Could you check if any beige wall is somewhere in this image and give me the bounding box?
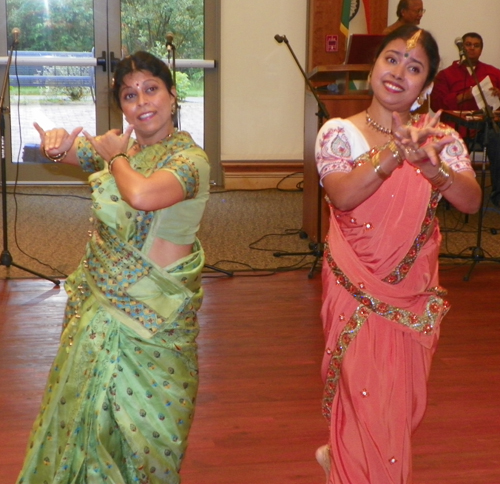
[221,1,500,165]
[220,0,307,162]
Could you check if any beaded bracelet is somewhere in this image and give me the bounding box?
[371,150,391,181]
[43,147,68,163]
[108,153,129,175]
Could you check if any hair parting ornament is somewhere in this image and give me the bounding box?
[405,29,423,57]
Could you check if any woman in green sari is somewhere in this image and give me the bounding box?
[17,51,210,484]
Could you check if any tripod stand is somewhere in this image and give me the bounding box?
[0,33,60,285]
[440,114,500,281]
[273,237,323,279]
[273,34,330,278]
[203,264,233,276]
[439,44,500,280]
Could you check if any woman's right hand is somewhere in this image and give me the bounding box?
[392,111,454,168]
[34,122,83,158]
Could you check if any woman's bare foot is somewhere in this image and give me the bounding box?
[315,444,331,483]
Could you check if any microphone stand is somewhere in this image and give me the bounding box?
[165,34,232,277]
[274,34,329,122]
[0,37,60,284]
[273,34,329,279]
[166,33,181,130]
[439,48,500,280]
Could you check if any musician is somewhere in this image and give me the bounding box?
[430,32,500,206]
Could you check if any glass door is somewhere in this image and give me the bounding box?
[0,0,102,182]
[0,0,219,184]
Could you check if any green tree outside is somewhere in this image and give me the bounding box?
[6,0,204,97]
[7,0,94,52]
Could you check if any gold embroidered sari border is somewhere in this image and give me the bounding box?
[324,242,450,334]
[322,305,369,421]
[382,190,441,284]
[321,245,450,421]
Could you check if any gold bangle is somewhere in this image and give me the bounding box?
[439,168,455,192]
[42,147,68,163]
[108,152,129,175]
[428,161,450,188]
[371,151,391,180]
[387,140,404,166]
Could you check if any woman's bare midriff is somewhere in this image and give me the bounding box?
[148,237,193,268]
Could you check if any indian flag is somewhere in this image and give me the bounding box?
[341,0,371,37]
[340,0,351,37]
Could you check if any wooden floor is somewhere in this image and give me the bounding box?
[1,262,499,484]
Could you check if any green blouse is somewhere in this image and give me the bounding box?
[76,130,210,249]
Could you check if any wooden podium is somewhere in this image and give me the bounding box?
[302,64,373,244]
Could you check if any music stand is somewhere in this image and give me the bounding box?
[0,34,60,285]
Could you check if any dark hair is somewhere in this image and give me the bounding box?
[462,32,483,48]
[111,51,175,108]
[374,25,439,86]
[396,0,409,18]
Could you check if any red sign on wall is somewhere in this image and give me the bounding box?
[325,34,338,52]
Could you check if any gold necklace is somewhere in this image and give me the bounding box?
[139,131,174,150]
[365,110,392,135]
[365,111,417,136]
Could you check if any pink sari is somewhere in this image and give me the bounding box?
[316,118,471,483]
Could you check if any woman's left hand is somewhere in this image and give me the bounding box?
[392,110,455,170]
[83,124,135,161]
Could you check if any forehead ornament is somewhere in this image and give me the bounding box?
[405,29,422,57]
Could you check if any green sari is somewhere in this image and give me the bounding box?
[17,132,210,484]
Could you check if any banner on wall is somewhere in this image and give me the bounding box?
[340,0,371,36]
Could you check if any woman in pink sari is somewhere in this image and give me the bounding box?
[314,26,481,484]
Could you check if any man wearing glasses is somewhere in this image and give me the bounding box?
[431,32,500,207]
[431,33,500,108]
[382,0,425,35]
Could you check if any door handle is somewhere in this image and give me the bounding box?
[109,52,120,73]
[96,51,107,72]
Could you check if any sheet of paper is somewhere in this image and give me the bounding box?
[471,75,500,111]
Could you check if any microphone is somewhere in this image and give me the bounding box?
[166,32,174,51]
[274,34,288,44]
[455,37,464,57]
[12,27,20,46]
